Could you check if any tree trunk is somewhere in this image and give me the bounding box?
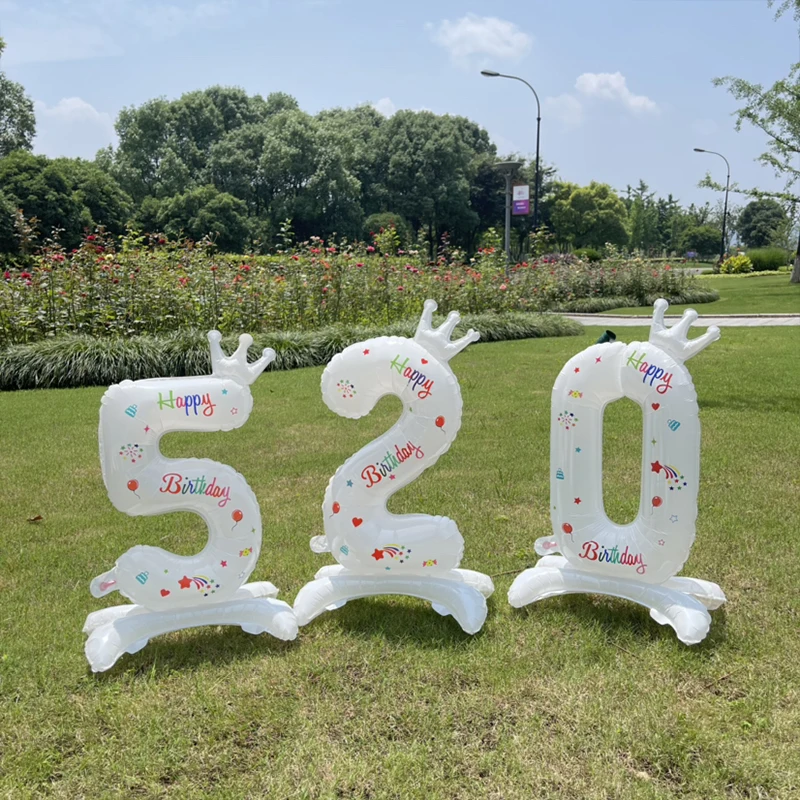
[791,254,800,283]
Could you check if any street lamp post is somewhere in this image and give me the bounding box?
[481,70,542,231]
[492,160,524,276]
[694,148,730,263]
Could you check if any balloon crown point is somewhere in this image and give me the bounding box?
[413,299,480,362]
[648,299,720,363]
[207,330,276,385]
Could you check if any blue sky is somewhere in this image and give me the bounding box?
[1,0,798,209]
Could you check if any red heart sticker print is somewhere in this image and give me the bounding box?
[421,359,428,364]
[652,403,660,410]
[160,589,170,597]
[352,517,363,527]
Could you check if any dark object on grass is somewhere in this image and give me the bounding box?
[596,330,616,344]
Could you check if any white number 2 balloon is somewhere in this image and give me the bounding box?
[294,300,495,634]
[508,300,726,644]
[83,332,298,672]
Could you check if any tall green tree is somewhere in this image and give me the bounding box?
[707,0,800,280]
[157,184,249,252]
[0,37,36,157]
[738,198,788,247]
[550,182,629,249]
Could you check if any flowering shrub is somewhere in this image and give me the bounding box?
[0,230,705,346]
[719,254,753,274]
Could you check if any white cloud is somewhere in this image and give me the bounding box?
[372,97,397,118]
[544,94,583,128]
[33,97,117,160]
[575,72,658,114]
[3,22,124,65]
[427,13,531,68]
[1,1,236,63]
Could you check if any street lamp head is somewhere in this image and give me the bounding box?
[693,148,705,153]
[481,70,500,77]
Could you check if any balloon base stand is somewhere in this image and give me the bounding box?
[293,566,495,635]
[82,581,298,673]
[508,555,725,645]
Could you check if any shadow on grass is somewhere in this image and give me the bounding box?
[316,594,495,648]
[514,593,728,653]
[88,624,299,681]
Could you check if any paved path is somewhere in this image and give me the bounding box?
[564,313,800,327]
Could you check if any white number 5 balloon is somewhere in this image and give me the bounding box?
[508,300,726,644]
[83,332,298,672]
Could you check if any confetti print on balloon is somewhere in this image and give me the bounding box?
[337,379,357,399]
[558,410,579,431]
[119,443,144,464]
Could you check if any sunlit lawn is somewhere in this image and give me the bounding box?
[1,327,798,798]
[602,274,800,315]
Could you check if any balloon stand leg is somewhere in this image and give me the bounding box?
[83,582,298,673]
[508,560,725,645]
[294,566,495,635]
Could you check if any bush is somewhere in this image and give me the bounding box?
[0,312,582,391]
[0,229,714,346]
[746,247,791,272]
[363,213,412,248]
[573,247,601,262]
[719,254,753,274]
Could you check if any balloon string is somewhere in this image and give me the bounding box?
[133,491,141,499]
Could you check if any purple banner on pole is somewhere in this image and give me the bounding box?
[512,199,530,215]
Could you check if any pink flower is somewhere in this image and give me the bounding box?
[356,262,364,267]
[241,264,251,272]
[376,276,384,282]
[397,286,404,291]
[51,253,66,263]
[366,246,375,253]
[499,283,507,291]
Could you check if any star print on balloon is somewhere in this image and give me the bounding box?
[371,544,412,564]
[651,461,687,490]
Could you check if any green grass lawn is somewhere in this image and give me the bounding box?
[600,275,800,315]
[1,328,799,798]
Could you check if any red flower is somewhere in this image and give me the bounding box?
[51,253,66,263]
[241,264,251,272]
[356,262,364,268]
[86,234,96,242]
[397,286,404,291]
[291,255,299,261]
[3,271,10,280]
[19,271,32,279]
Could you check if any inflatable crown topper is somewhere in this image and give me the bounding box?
[83,331,297,673]
[509,300,726,645]
[294,299,494,635]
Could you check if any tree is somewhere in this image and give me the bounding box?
[737,198,788,247]
[0,190,17,253]
[709,2,800,280]
[0,37,36,157]
[628,180,660,253]
[0,152,133,250]
[550,182,629,249]
[157,184,249,252]
[681,225,722,258]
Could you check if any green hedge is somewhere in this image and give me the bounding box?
[0,312,582,391]
[552,288,719,313]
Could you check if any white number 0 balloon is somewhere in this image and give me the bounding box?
[293,300,495,634]
[82,332,298,672]
[508,300,726,644]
